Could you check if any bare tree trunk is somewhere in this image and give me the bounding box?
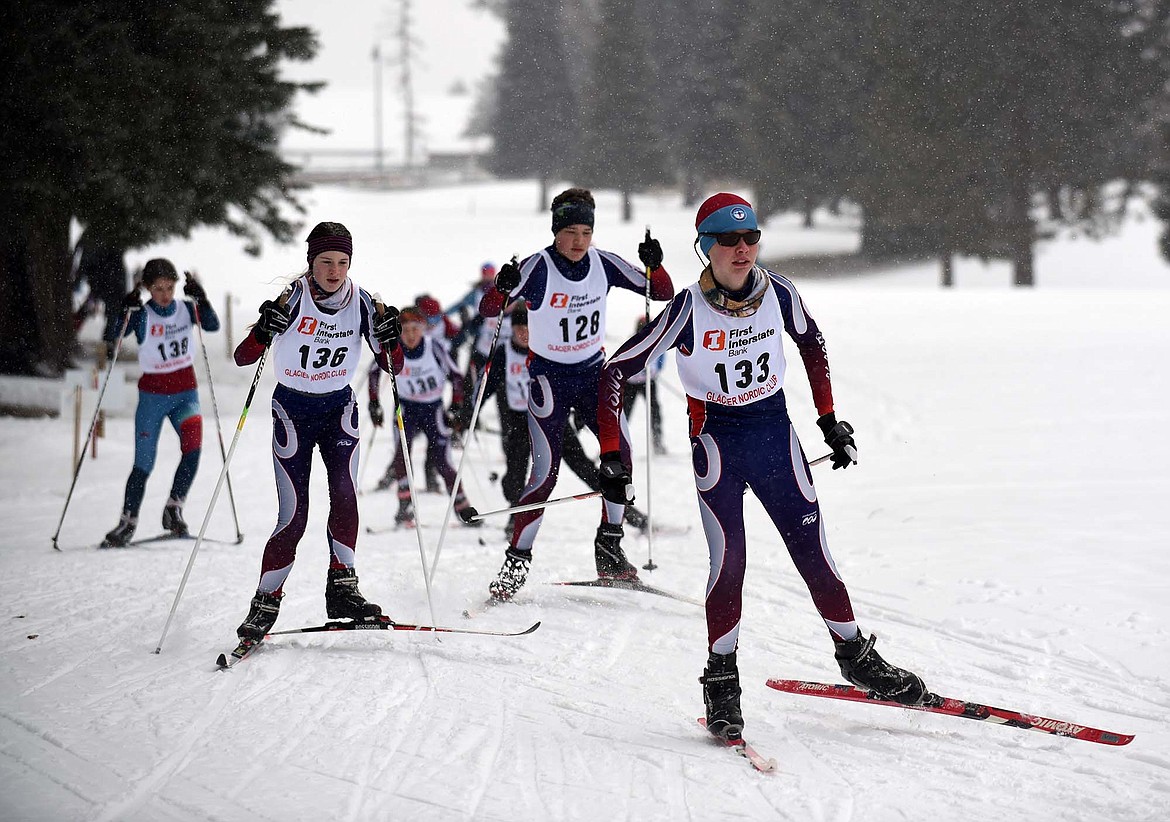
[621,189,632,222]
[681,171,702,208]
[0,194,74,375]
[1009,94,1035,287]
[538,177,550,213]
[940,251,954,288]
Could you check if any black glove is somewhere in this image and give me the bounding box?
[638,231,663,270]
[817,412,857,470]
[373,305,401,348]
[255,298,291,343]
[447,401,470,434]
[495,260,521,294]
[183,273,207,302]
[121,289,143,310]
[598,451,635,504]
[369,399,385,428]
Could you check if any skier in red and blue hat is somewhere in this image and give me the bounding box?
[597,193,927,741]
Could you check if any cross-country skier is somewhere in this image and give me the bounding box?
[466,303,652,535]
[479,187,674,601]
[597,193,927,740]
[367,306,479,528]
[230,222,403,645]
[102,259,219,547]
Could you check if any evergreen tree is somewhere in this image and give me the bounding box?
[486,0,580,211]
[575,0,672,221]
[740,0,865,224]
[649,0,748,206]
[0,0,318,375]
[854,0,1162,286]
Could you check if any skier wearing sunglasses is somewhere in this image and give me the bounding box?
[597,193,927,741]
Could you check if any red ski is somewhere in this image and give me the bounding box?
[698,718,777,772]
[766,679,1134,746]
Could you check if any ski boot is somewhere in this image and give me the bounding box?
[394,492,416,528]
[834,630,927,705]
[237,590,283,642]
[701,651,744,740]
[488,548,531,602]
[454,493,482,528]
[594,523,638,580]
[424,463,442,494]
[324,567,383,620]
[102,512,137,548]
[162,497,188,536]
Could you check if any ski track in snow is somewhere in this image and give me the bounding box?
[2,184,1168,821]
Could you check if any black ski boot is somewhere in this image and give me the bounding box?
[325,567,383,620]
[594,523,638,580]
[162,497,188,536]
[454,493,482,528]
[489,548,531,602]
[102,512,137,548]
[237,590,283,641]
[834,631,927,705]
[701,651,744,740]
[394,492,415,528]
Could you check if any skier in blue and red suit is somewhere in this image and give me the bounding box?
[479,187,675,601]
[597,193,928,740]
[102,258,220,547]
[367,306,480,528]
[230,221,405,645]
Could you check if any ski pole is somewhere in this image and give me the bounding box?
[51,306,134,551]
[375,297,439,629]
[465,454,836,524]
[154,288,289,654]
[428,259,516,587]
[641,227,657,572]
[466,490,603,521]
[190,292,243,543]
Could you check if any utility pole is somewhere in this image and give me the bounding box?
[372,43,384,171]
[396,0,421,167]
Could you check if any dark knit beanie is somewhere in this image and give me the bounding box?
[551,188,596,233]
[306,222,353,264]
[142,258,179,286]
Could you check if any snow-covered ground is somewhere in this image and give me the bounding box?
[2,182,1168,821]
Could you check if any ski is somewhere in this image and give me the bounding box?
[99,532,242,549]
[698,718,777,773]
[365,522,415,535]
[266,616,541,638]
[462,598,508,619]
[552,578,703,607]
[217,618,540,668]
[765,679,1134,746]
[216,639,261,669]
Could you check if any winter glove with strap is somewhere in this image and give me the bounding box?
[817,412,857,470]
[598,451,635,504]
